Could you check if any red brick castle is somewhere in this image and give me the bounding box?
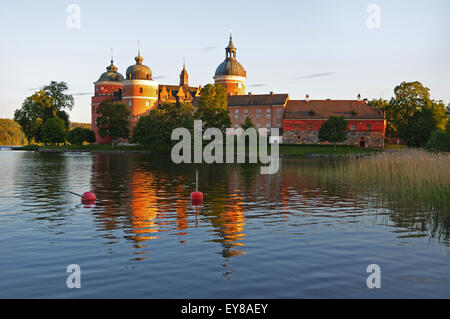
[91,36,386,147]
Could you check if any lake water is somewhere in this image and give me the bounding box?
[0,151,448,298]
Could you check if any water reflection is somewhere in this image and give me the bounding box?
[2,151,449,297]
[88,153,449,265]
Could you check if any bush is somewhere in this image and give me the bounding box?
[67,127,96,145]
[41,117,67,145]
[425,129,450,152]
[0,119,28,145]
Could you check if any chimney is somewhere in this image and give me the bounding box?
[306,94,310,101]
[357,93,361,101]
[248,92,252,95]
[270,91,274,95]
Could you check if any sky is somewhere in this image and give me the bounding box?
[0,0,449,123]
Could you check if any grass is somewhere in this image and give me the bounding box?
[278,144,381,156]
[26,143,382,156]
[37,144,154,151]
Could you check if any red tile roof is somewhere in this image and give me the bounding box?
[284,100,384,119]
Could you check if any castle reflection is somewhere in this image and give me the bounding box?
[89,154,371,261]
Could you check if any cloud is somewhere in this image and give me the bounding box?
[199,46,218,51]
[153,75,167,80]
[248,84,267,87]
[72,92,91,97]
[292,72,335,80]
[28,86,44,91]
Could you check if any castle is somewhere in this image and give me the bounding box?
[91,35,386,147]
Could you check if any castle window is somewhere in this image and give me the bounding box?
[244,109,248,118]
[128,100,132,107]
[257,123,261,130]
[139,87,143,94]
[235,124,239,129]
[277,109,282,118]
[146,100,150,107]
[266,109,271,118]
[235,109,239,119]
[257,109,261,118]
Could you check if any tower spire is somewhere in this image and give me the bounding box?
[106,48,117,72]
[180,57,188,86]
[135,40,143,64]
[225,31,236,59]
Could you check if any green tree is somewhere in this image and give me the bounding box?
[241,116,255,130]
[385,81,447,140]
[67,127,96,145]
[41,117,67,145]
[194,83,231,133]
[425,129,450,152]
[399,108,437,147]
[368,98,389,110]
[0,119,28,146]
[132,102,194,151]
[318,116,349,150]
[96,100,131,147]
[14,81,73,143]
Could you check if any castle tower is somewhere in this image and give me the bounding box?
[214,35,246,95]
[180,60,188,87]
[122,50,159,127]
[91,57,124,144]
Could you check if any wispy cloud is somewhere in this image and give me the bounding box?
[292,72,335,80]
[248,84,267,88]
[72,92,91,97]
[28,86,44,91]
[153,75,167,80]
[199,46,218,51]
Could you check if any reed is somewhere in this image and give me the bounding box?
[345,150,449,211]
[297,149,450,212]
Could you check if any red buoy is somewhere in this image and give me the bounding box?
[191,191,203,206]
[81,191,96,203]
[190,169,203,208]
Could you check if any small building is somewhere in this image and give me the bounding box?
[282,97,386,148]
[226,93,289,133]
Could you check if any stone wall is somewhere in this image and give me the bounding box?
[282,130,384,148]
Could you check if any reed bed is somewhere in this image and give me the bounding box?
[332,149,450,210]
[293,149,450,239]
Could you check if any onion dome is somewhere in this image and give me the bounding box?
[96,60,124,82]
[125,52,152,80]
[214,35,246,77]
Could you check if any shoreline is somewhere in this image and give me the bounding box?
[11,145,383,158]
